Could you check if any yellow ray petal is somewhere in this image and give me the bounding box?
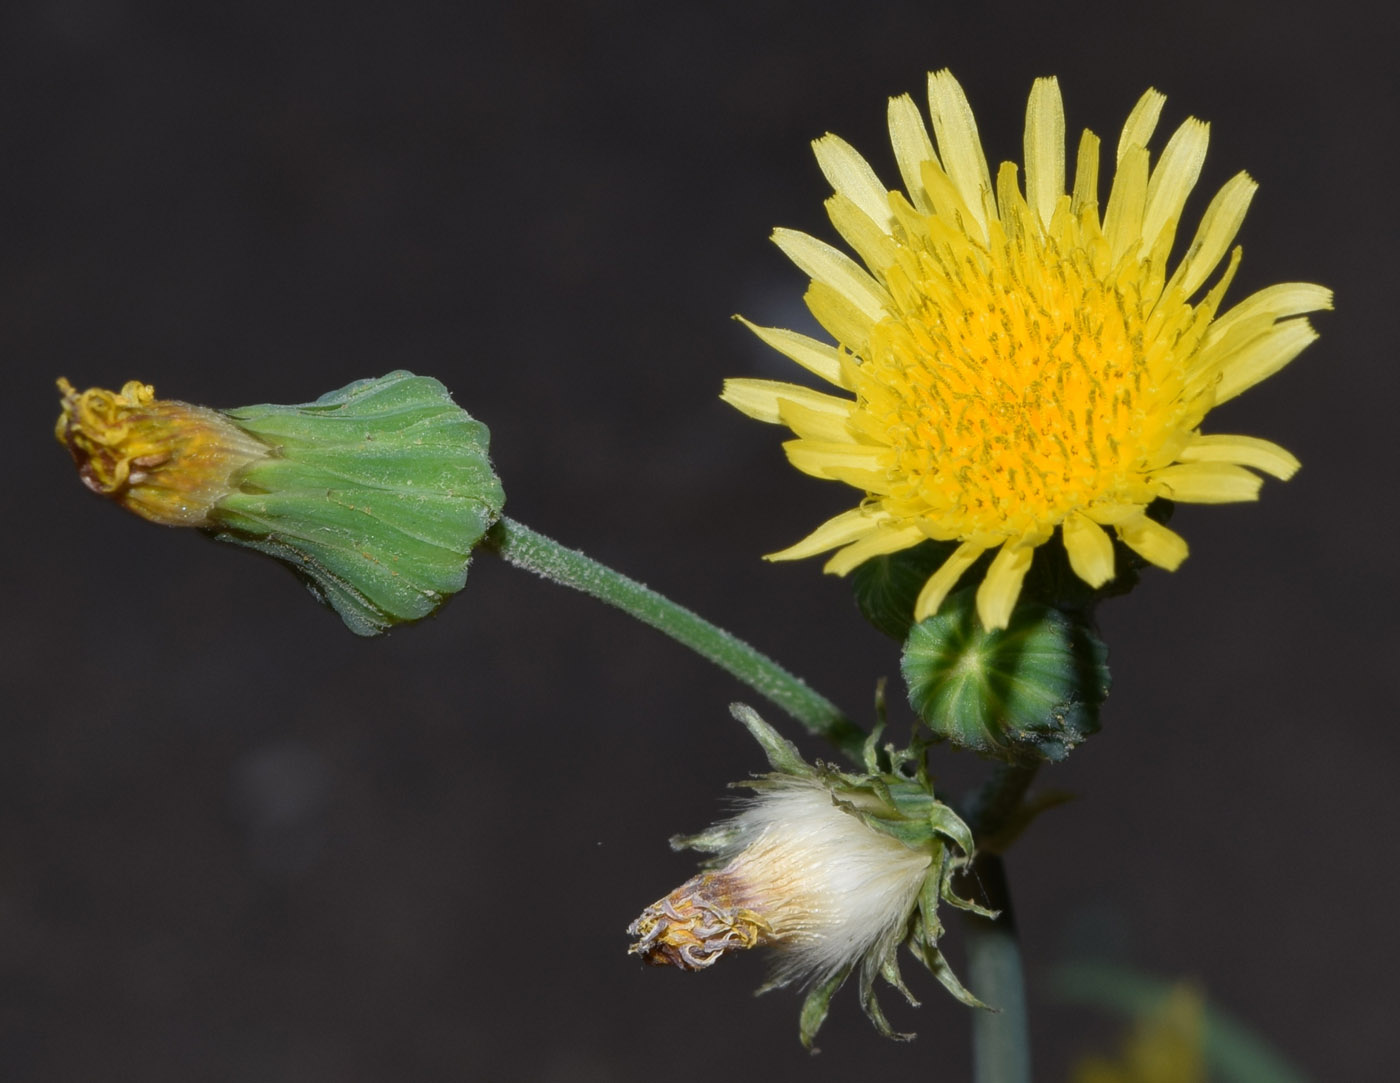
[1142,118,1208,254]
[975,537,1044,631]
[1062,512,1115,587]
[888,93,938,213]
[1177,434,1300,480]
[766,506,889,562]
[1166,172,1257,299]
[777,397,858,443]
[913,540,987,622]
[783,439,886,480]
[720,378,855,427]
[1117,514,1188,570]
[813,133,895,232]
[1199,282,1333,357]
[804,281,876,355]
[1071,129,1101,217]
[1083,503,1148,527]
[927,69,994,239]
[823,523,929,575]
[1023,76,1065,232]
[734,318,850,388]
[1104,144,1149,264]
[1116,87,1166,164]
[1215,281,1334,331]
[918,158,983,238]
[825,194,899,276]
[773,228,891,322]
[1153,462,1262,503]
[1213,317,1318,404]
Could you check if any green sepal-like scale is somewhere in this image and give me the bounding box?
[851,539,964,641]
[902,588,1110,763]
[208,371,504,636]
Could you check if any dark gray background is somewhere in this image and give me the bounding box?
[3,1,1394,1079]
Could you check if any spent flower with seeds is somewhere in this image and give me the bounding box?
[628,704,986,1047]
[725,71,1330,630]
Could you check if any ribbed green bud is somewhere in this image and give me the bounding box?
[209,371,504,635]
[901,588,1110,763]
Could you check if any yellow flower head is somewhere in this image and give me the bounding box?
[1073,984,1207,1083]
[725,71,1330,630]
[55,378,269,527]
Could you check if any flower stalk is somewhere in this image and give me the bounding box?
[964,856,1031,1083]
[482,517,867,761]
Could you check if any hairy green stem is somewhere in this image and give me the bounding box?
[482,516,866,762]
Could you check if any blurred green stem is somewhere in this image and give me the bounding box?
[961,763,1040,1083]
[964,856,1031,1083]
[483,516,866,762]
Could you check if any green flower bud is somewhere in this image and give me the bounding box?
[56,371,504,635]
[902,588,1110,763]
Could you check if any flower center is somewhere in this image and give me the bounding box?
[859,228,1194,538]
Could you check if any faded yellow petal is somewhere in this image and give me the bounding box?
[777,396,858,443]
[1070,129,1101,217]
[1103,144,1149,264]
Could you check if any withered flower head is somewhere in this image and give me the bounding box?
[56,377,269,527]
[54,372,504,635]
[629,704,987,1046]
